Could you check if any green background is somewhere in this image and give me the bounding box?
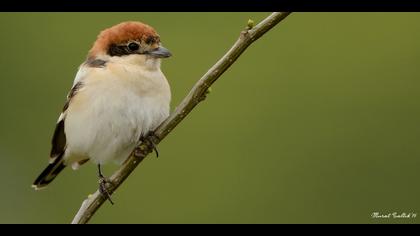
[0,13,419,224]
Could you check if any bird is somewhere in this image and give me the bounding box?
[32,21,172,203]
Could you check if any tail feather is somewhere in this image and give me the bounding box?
[32,154,66,190]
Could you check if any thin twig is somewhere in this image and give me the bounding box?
[71,12,291,224]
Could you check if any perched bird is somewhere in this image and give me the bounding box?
[32,21,172,203]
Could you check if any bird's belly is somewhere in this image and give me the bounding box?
[64,87,169,165]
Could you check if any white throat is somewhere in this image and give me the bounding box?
[108,54,162,71]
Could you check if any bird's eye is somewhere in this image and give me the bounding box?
[127,42,139,51]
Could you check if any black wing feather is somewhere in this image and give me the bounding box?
[50,119,66,158]
[33,81,84,189]
[50,81,83,159]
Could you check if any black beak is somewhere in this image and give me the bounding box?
[147,46,172,58]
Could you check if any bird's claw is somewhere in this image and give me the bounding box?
[139,132,159,158]
[98,176,114,205]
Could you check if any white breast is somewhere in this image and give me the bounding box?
[64,56,171,165]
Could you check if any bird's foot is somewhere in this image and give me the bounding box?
[139,131,159,158]
[98,175,114,205]
[97,164,114,205]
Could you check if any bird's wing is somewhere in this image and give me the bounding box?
[49,67,87,164]
[33,77,83,189]
[33,62,107,189]
[49,59,107,164]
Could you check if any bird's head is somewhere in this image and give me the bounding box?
[88,21,171,65]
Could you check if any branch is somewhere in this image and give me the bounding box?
[71,12,291,224]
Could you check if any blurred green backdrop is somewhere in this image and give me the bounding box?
[0,13,419,224]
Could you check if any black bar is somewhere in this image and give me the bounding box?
[2,0,420,12]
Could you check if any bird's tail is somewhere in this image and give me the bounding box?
[32,154,66,190]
